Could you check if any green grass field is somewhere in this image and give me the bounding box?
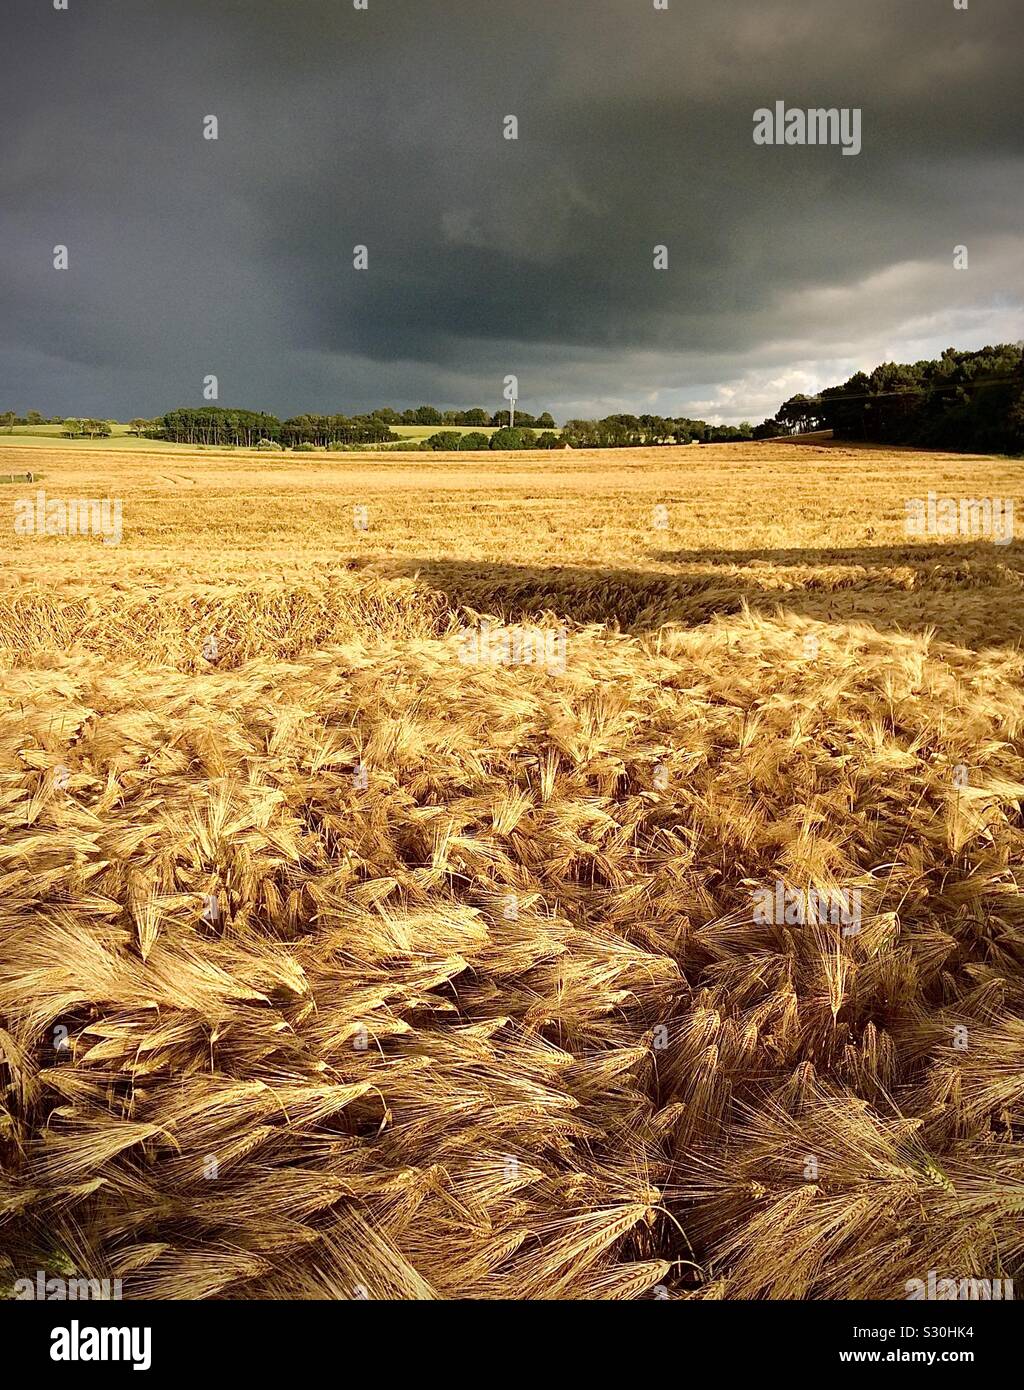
[388,425,498,442]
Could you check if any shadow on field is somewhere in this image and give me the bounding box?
[363,541,1024,652]
[652,542,1024,567]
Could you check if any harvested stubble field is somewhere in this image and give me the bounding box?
[2,439,1024,1301]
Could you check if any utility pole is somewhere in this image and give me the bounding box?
[509,397,516,429]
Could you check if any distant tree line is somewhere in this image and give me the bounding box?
[559,415,756,447]
[765,344,1024,453]
[367,406,557,429]
[153,409,394,447]
[151,406,568,449]
[422,427,563,451]
[151,407,566,447]
[431,416,762,449]
[420,416,760,451]
[279,415,396,447]
[1,410,64,430]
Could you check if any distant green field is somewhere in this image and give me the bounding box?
[6,422,136,436]
[6,423,72,436]
[387,425,498,444]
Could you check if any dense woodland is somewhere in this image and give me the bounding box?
[769,344,1024,453]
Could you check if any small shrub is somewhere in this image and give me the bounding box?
[490,427,536,450]
[424,431,464,451]
[457,432,491,451]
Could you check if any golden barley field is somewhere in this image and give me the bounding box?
[2,439,1023,1300]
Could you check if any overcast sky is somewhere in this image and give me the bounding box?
[1,0,1021,423]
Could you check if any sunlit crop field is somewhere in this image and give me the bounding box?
[2,439,1023,1301]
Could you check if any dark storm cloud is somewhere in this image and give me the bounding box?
[1,0,1021,421]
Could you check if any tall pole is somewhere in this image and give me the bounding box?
[510,398,516,429]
